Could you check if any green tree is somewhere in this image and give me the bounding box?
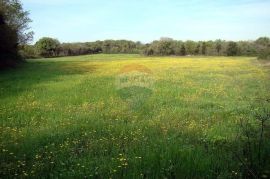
[194,44,200,55]
[143,45,154,56]
[35,37,60,57]
[255,37,270,60]
[237,41,257,56]
[227,42,238,56]
[19,45,37,59]
[255,37,270,46]
[180,44,186,56]
[202,42,207,55]
[0,0,33,44]
[0,0,33,68]
[215,40,222,55]
[185,40,196,55]
[156,40,175,55]
[0,12,19,68]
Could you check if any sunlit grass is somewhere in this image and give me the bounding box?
[0,54,269,178]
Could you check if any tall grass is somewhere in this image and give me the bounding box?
[0,54,269,178]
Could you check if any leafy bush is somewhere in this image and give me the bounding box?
[258,50,270,60]
[35,37,60,58]
[256,37,270,60]
[19,45,38,59]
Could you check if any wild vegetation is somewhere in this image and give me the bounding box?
[1,0,270,178]
[0,0,33,68]
[25,37,270,59]
[0,54,269,178]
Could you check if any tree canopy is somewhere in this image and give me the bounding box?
[0,0,33,44]
[0,0,33,68]
[35,37,61,57]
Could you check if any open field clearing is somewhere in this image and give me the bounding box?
[0,54,269,178]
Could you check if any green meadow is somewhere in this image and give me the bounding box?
[0,54,269,178]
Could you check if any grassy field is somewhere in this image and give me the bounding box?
[0,54,269,178]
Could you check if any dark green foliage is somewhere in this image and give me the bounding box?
[227,42,238,56]
[215,40,222,55]
[35,37,60,57]
[180,44,186,56]
[0,11,20,68]
[142,37,269,57]
[194,44,200,55]
[255,37,270,46]
[33,39,143,58]
[143,44,154,56]
[185,40,196,55]
[100,40,141,54]
[0,0,32,68]
[19,45,37,59]
[143,39,176,56]
[28,36,270,59]
[237,41,257,56]
[153,39,175,56]
[258,50,270,60]
[60,43,93,56]
[201,42,207,55]
[0,0,33,45]
[255,37,270,60]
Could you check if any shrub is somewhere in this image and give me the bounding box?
[19,45,37,59]
[35,37,60,57]
[256,37,270,60]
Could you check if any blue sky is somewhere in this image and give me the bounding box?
[22,0,270,43]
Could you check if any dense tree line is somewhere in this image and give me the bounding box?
[143,37,269,58]
[31,38,144,58]
[27,37,270,60]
